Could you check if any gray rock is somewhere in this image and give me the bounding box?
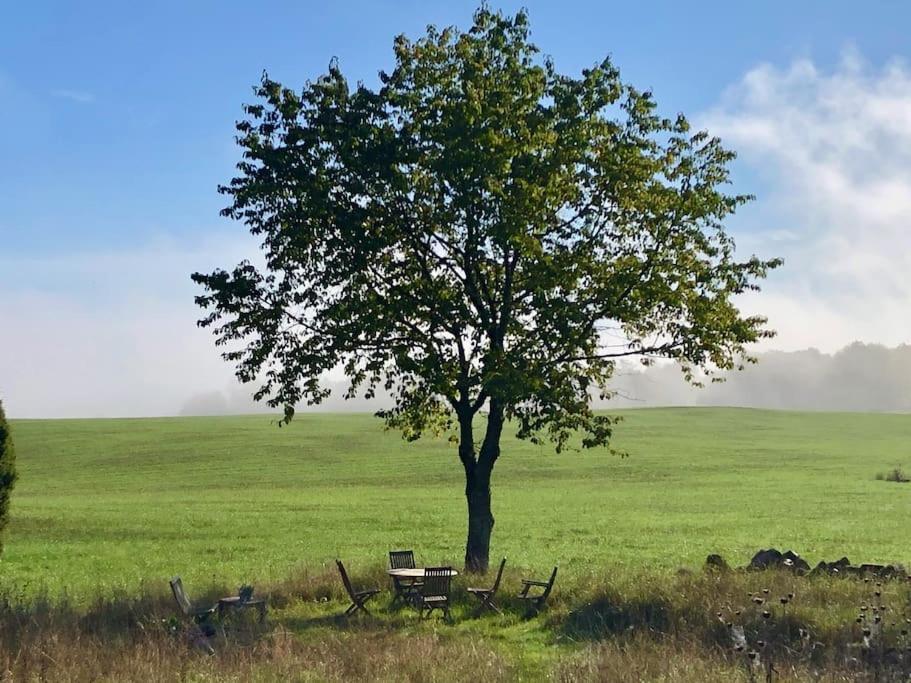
[747,548,810,572]
[860,563,906,579]
[811,560,830,575]
[705,553,729,572]
[811,560,846,576]
[781,550,810,573]
[748,548,783,570]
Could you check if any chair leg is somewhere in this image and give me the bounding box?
[483,597,501,615]
[190,627,215,655]
[473,593,500,617]
[390,582,404,606]
[524,598,545,618]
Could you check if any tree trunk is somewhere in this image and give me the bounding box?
[463,401,504,574]
[464,465,493,573]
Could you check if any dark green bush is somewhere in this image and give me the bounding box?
[875,466,909,483]
[0,400,17,556]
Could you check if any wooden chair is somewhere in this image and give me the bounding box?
[170,576,217,627]
[467,557,506,616]
[389,549,423,605]
[518,566,557,616]
[336,560,380,616]
[416,567,452,620]
[170,576,219,648]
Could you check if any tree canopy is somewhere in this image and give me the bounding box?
[0,400,17,557]
[193,7,781,570]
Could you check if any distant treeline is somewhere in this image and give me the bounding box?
[179,342,911,416]
[606,342,911,412]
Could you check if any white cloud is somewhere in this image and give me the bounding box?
[49,89,95,104]
[704,52,911,352]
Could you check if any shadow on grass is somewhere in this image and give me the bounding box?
[556,580,832,672]
[279,610,413,632]
[560,592,675,641]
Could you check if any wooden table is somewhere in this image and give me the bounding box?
[387,567,459,579]
[217,596,268,623]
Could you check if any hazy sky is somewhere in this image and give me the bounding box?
[1,1,910,418]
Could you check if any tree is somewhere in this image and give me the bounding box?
[193,8,782,572]
[0,400,17,557]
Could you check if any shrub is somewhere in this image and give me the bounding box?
[0,399,16,556]
[875,467,909,483]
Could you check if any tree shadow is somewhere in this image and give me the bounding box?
[280,610,414,633]
[560,593,675,642]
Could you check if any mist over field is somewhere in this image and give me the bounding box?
[175,342,911,416]
[607,342,911,412]
[178,377,389,416]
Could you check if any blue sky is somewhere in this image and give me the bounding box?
[1,0,906,254]
[2,1,910,416]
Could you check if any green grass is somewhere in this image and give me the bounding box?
[3,407,911,680]
[4,407,911,599]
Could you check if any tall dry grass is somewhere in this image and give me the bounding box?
[2,564,910,681]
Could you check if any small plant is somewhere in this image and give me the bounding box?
[875,467,909,483]
[847,580,911,679]
[720,588,828,682]
[720,589,791,682]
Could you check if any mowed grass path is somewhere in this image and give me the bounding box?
[4,408,911,598]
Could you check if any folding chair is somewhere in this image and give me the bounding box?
[467,557,506,616]
[170,576,217,627]
[389,549,423,605]
[416,567,453,620]
[336,560,381,616]
[170,576,219,650]
[518,566,557,616]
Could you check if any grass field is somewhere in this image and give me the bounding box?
[3,407,911,681]
[4,407,911,598]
